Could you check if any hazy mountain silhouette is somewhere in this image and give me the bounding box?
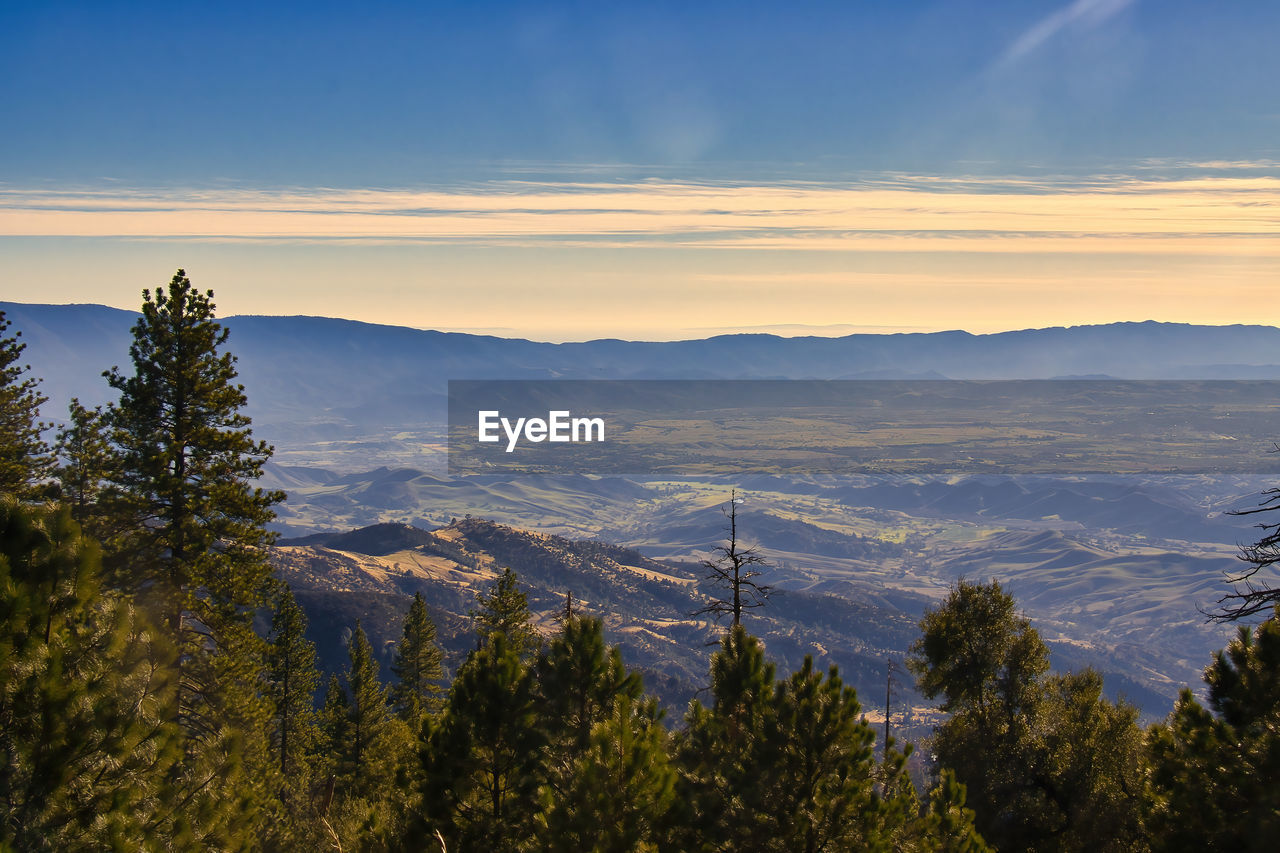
[6,302,1280,434]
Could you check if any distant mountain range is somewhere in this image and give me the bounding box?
[6,302,1280,436]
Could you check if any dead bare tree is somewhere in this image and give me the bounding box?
[693,490,773,627]
[1213,479,1280,621]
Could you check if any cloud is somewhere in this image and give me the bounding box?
[1139,158,1280,172]
[996,0,1136,68]
[0,171,1275,255]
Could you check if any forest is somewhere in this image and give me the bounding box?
[2,270,1279,852]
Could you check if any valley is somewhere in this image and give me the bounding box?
[266,464,1261,721]
[13,302,1278,726]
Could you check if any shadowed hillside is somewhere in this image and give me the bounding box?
[273,517,926,714]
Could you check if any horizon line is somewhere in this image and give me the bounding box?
[4,298,1279,345]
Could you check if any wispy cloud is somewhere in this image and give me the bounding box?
[1138,158,1280,172]
[995,0,1136,68]
[0,172,1276,255]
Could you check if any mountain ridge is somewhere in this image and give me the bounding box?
[8,301,1280,430]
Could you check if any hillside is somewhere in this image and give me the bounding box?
[265,469,1257,715]
[273,517,926,715]
[272,510,1223,719]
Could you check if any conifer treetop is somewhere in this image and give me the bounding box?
[0,309,52,495]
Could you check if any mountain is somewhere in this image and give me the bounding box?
[7,302,1280,438]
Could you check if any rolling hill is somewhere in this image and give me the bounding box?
[272,517,927,715]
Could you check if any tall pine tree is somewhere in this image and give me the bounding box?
[268,585,320,780]
[390,592,444,723]
[673,625,779,851]
[537,694,676,853]
[534,613,643,807]
[343,621,392,788]
[320,621,413,850]
[105,269,283,629]
[0,310,51,497]
[103,270,285,846]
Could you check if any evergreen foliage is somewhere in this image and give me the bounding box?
[320,621,414,849]
[1148,608,1280,850]
[52,399,114,541]
[537,694,676,853]
[536,614,642,757]
[260,585,324,848]
[103,270,286,846]
[0,498,178,850]
[0,311,51,497]
[390,591,444,722]
[343,622,392,787]
[473,565,538,656]
[320,672,349,766]
[676,626,885,851]
[105,269,284,621]
[919,770,992,853]
[534,613,647,835]
[420,631,546,852]
[7,277,1280,849]
[267,585,320,779]
[910,580,1146,852]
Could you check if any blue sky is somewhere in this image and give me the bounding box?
[2,1,1278,339]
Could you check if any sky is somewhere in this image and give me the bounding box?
[2,0,1277,341]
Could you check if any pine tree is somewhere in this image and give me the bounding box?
[0,310,52,497]
[255,587,323,848]
[536,614,642,755]
[390,592,444,722]
[538,695,676,853]
[317,621,415,850]
[344,621,391,788]
[760,655,883,850]
[419,631,546,852]
[673,625,779,850]
[918,771,992,853]
[105,269,283,627]
[673,624,989,852]
[268,585,320,780]
[1148,609,1280,850]
[320,672,350,769]
[103,269,285,845]
[473,566,538,656]
[53,398,114,540]
[0,497,179,850]
[533,613,645,826]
